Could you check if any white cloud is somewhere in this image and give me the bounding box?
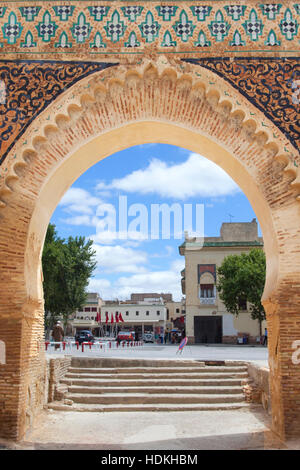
[88,258,185,301]
[96,153,240,199]
[59,187,102,215]
[93,244,148,274]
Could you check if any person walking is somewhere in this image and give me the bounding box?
[52,321,64,350]
[263,328,268,346]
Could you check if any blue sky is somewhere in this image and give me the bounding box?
[50,144,260,301]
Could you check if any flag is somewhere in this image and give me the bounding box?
[118,312,124,322]
[105,312,109,324]
[96,312,101,323]
[111,313,114,324]
[115,312,119,323]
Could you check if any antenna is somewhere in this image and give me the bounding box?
[229,214,234,223]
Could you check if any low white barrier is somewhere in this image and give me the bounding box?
[45,340,144,353]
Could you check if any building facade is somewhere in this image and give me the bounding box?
[70,292,103,336]
[102,299,167,341]
[179,219,266,344]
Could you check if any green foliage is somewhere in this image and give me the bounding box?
[217,248,266,330]
[42,223,97,329]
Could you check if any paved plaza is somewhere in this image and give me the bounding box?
[46,343,269,368]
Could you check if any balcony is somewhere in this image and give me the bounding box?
[199,297,216,305]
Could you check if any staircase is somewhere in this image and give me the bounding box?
[48,358,250,412]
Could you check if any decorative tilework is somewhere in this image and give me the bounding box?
[265,29,281,46]
[125,31,140,47]
[259,4,282,20]
[194,30,211,47]
[224,5,246,21]
[280,8,298,40]
[88,6,110,22]
[2,12,23,45]
[19,6,41,22]
[173,9,195,42]
[105,10,126,43]
[121,6,143,22]
[0,2,298,57]
[156,6,178,22]
[21,31,37,48]
[230,29,246,46]
[90,32,106,48]
[0,60,116,165]
[190,6,212,21]
[55,32,72,48]
[184,57,300,152]
[71,13,91,43]
[139,11,160,43]
[161,30,177,47]
[36,10,57,43]
[53,6,75,22]
[209,10,231,42]
[242,8,264,41]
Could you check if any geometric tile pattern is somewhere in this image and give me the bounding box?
[0,2,298,57]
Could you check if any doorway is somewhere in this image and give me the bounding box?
[194,316,222,344]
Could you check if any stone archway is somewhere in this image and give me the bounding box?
[0,59,299,441]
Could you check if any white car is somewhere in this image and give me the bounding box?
[143,333,154,343]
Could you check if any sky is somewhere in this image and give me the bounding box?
[50,144,260,301]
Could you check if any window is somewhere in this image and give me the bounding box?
[200,284,215,298]
[146,311,149,316]
[136,311,139,316]
[91,307,97,312]
[176,308,180,313]
[157,311,160,316]
[238,297,247,310]
[84,307,91,312]
[126,311,129,316]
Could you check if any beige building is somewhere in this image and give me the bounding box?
[70,292,103,335]
[179,219,266,344]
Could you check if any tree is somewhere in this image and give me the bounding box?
[217,248,266,336]
[42,224,97,332]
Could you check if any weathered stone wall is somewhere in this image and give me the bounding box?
[243,363,270,414]
[47,356,72,403]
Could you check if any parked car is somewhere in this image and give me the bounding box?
[143,332,154,343]
[117,331,135,343]
[75,330,94,344]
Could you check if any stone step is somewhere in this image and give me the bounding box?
[61,377,246,387]
[67,366,248,374]
[48,402,250,412]
[65,372,248,380]
[66,392,245,405]
[67,385,243,395]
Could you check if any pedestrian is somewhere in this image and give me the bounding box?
[164,332,168,344]
[52,321,64,350]
[263,328,268,346]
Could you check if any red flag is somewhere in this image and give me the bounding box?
[118,312,124,322]
[111,313,114,324]
[115,312,119,323]
[105,312,109,324]
[96,312,101,323]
